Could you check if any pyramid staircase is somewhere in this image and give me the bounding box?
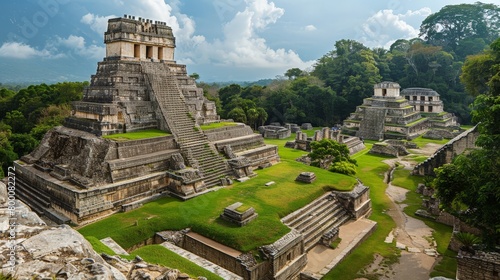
[281,193,352,251]
[141,62,231,187]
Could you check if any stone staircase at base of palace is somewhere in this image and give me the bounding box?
[281,192,352,251]
[141,62,232,187]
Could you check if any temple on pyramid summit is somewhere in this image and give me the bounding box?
[343,81,458,141]
[14,15,279,224]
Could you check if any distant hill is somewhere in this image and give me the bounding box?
[205,78,275,88]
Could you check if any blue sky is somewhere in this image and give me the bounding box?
[0,0,485,83]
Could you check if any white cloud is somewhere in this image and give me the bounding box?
[304,25,317,31]
[189,0,313,71]
[57,35,105,59]
[81,13,117,35]
[0,42,62,59]
[360,8,432,48]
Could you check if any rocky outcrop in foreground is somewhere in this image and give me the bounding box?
[0,182,202,280]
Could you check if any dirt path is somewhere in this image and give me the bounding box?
[359,144,441,279]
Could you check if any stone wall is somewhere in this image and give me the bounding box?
[204,124,254,142]
[260,230,307,280]
[457,251,500,280]
[183,233,247,277]
[413,125,479,176]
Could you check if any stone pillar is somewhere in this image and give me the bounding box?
[322,127,330,140]
[302,133,308,141]
[296,131,302,141]
[314,130,322,141]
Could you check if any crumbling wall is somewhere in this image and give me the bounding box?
[22,126,115,185]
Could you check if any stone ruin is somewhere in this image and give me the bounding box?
[286,126,366,155]
[258,125,291,139]
[343,82,427,140]
[332,182,372,219]
[369,139,418,157]
[295,172,317,183]
[401,87,459,129]
[220,202,258,226]
[321,227,339,247]
[301,123,313,130]
[344,82,459,141]
[13,15,279,225]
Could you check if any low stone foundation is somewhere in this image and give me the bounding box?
[220,202,258,226]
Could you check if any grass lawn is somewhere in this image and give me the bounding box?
[124,245,224,280]
[411,135,449,148]
[79,134,356,254]
[391,167,456,278]
[102,129,170,141]
[84,236,116,256]
[199,122,238,130]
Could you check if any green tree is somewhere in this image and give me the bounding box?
[0,130,17,178]
[256,107,268,127]
[4,110,29,133]
[433,38,500,246]
[308,139,357,176]
[9,133,38,157]
[189,72,200,80]
[419,2,500,59]
[227,107,247,123]
[218,84,242,107]
[312,40,381,120]
[284,68,304,80]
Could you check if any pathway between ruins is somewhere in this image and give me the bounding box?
[359,144,442,280]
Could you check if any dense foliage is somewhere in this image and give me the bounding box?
[433,38,500,246]
[308,139,357,176]
[0,82,87,176]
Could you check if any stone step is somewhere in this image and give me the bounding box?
[298,204,344,237]
[281,192,332,224]
[293,203,342,232]
[108,149,179,170]
[303,208,348,247]
[142,62,230,188]
[15,179,51,208]
[284,197,332,228]
[304,213,351,251]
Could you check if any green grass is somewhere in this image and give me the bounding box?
[102,129,170,141]
[199,122,238,130]
[84,236,116,256]
[330,237,342,249]
[235,204,251,212]
[79,135,356,253]
[411,135,449,148]
[124,245,223,280]
[403,154,430,164]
